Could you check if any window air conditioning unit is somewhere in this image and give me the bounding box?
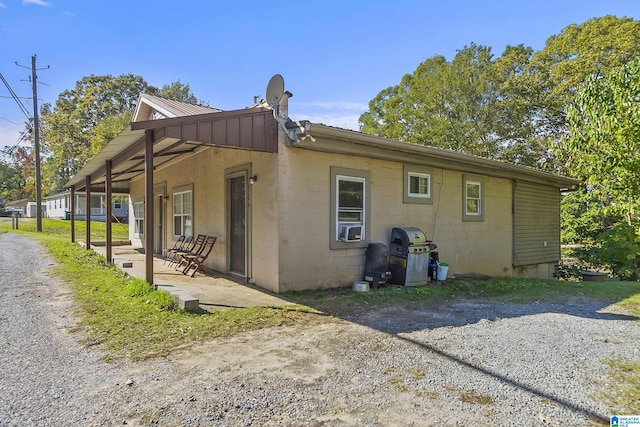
[339,224,363,242]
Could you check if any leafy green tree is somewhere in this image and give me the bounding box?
[360,16,640,170]
[0,155,27,205]
[40,75,206,192]
[558,57,640,280]
[360,44,506,159]
[159,80,208,106]
[40,74,155,191]
[506,15,640,171]
[90,111,133,156]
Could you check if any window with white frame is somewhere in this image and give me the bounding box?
[337,175,365,234]
[133,200,144,235]
[463,175,484,221]
[173,189,193,237]
[403,165,433,204]
[330,167,371,249]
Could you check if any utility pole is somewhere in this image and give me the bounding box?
[17,55,48,232]
[31,55,42,232]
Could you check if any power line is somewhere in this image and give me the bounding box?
[0,129,29,162]
[0,116,23,125]
[0,72,32,120]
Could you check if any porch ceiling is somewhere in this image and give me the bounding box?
[65,108,279,192]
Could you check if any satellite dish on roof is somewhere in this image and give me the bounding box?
[265,74,285,107]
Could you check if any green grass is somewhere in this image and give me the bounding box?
[1,217,130,241]
[2,220,639,413]
[43,235,317,360]
[599,359,640,416]
[284,277,640,317]
[0,222,318,361]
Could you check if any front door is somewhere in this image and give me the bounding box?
[229,175,246,275]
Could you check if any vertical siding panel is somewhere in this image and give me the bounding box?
[513,182,561,266]
[227,118,240,147]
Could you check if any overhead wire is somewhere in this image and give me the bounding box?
[0,71,32,120]
[1,129,29,162]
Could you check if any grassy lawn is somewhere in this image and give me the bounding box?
[4,217,130,241]
[284,276,640,318]
[0,219,317,361]
[1,218,638,415]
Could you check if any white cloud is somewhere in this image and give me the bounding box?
[290,100,367,131]
[300,101,369,111]
[295,113,362,131]
[22,0,52,6]
[0,3,8,9]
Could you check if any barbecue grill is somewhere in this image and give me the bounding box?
[389,226,432,286]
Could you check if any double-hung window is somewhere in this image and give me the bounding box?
[403,165,433,204]
[330,167,371,249]
[133,200,144,236]
[463,175,484,221]
[337,175,365,237]
[173,189,193,237]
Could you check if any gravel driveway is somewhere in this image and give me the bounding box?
[1,232,638,426]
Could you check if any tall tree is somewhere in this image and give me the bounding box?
[360,44,505,159]
[359,16,640,169]
[505,15,640,171]
[40,74,155,191]
[557,57,640,280]
[39,75,206,192]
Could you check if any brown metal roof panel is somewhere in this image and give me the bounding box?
[198,121,212,144]
[183,123,198,141]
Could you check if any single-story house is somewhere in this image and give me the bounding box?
[65,90,578,293]
[4,198,30,214]
[45,190,129,222]
[25,202,46,218]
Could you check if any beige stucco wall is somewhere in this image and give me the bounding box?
[275,144,514,292]
[125,131,556,293]
[128,146,280,292]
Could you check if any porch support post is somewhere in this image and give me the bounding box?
[70,185,76,243]
[105,160,113,263]
[85,175,91,250]
[144,129,154,285]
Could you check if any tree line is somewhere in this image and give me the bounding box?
[1,76,204,202]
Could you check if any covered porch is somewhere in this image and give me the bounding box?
[65,105,279,287]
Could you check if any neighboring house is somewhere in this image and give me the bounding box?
[4,198,30,215]
[66,91,578,293]
[45,190,129,222]
[25,202,46,218]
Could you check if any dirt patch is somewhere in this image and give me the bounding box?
[149,296,639,425]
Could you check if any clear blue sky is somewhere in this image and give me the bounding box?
[1,0,640,151]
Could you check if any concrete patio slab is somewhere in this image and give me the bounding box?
[87,243,294,313]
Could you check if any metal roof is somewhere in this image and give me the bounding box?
[132,93,221,122]
[295,124,580,189]
[66,94,578,192]
[65,107,279,192]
